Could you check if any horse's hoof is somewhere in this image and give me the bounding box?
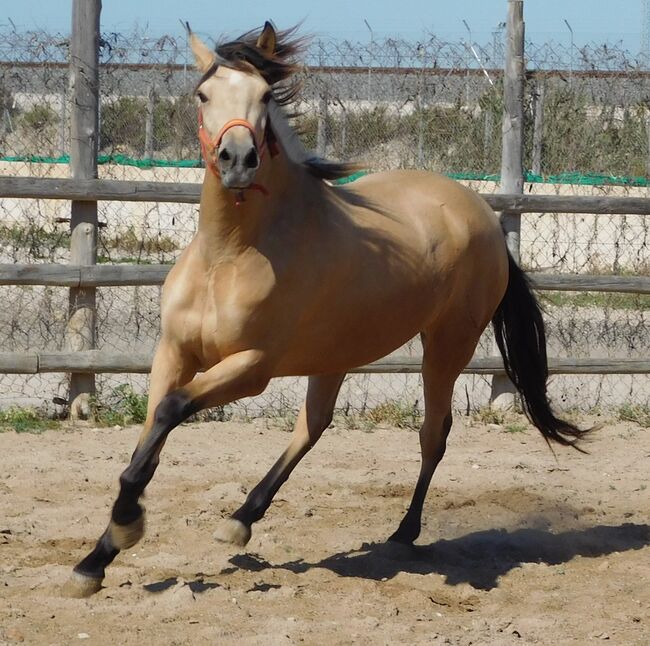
[109,514,145,550]
[214,518,251,547]
[62,571,103,598]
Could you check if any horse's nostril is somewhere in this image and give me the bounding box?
[244,149,259,169]
[219,149,231,162]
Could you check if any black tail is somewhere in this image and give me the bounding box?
[492,251,590,451]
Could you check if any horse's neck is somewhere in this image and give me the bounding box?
[196,172,262,253]
[195,154,313,259]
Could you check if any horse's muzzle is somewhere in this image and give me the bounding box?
[218,141,260,190]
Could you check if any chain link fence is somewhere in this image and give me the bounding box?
[0,27,648,418]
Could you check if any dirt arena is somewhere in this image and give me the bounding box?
[1,415,649,645]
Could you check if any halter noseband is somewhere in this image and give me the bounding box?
[198,110,270,202]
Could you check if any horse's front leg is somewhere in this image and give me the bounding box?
[63,339,205,598]
[66,349,269,597]
[214,373,345,547]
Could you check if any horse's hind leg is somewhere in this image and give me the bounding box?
[64,339,197,598]
[215,372,345,547]
[389,326,479,544]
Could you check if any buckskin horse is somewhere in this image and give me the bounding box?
[65,22,587,597]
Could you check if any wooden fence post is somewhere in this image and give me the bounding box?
[67,0,101,419]
[491,0,525,408]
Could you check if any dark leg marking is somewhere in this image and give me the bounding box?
[216,373,343,546]
[73,529,119,581]
[111,390,196,526]
[388,413,453,545]
[231,445,310,528]
[72,390,197,580]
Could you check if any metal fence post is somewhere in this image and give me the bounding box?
[484,110,494,168]
[316,91,329,158]
[67,0,101,418]
[59,86,67,157]
[531,79,545,175]
[144,84,156,159]
[645,111,650,178]
[491,0,525,408]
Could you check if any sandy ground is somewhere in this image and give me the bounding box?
[1,415,649,645]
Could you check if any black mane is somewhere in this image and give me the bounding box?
[216,25,304,86]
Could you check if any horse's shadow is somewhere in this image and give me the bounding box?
[229,523,650,591]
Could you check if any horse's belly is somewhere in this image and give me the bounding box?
[274,282,436,375]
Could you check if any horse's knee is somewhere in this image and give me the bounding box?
[154,389,197,430]
[113,470,147,525]
[311,409,334,435]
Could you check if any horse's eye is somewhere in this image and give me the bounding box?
[197,91,208,103]
[262,91,272,104]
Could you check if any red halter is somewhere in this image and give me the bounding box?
[198,110,270,202]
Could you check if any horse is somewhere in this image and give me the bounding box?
[65,22,587,598]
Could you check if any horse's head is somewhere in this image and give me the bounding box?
[188,21,361,194]
[190,23,279,191]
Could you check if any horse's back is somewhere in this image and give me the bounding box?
[345,169,502,240]
[339,169,509,332]
[341,169,507,279]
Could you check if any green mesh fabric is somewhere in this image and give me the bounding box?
[3,156,650,187]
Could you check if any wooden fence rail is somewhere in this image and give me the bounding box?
[0,351,647,376]
[4,176,650,214]
[0,263,645,378]
[1,264,649,294]
[1,176,648,382]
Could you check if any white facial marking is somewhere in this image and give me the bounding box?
[228,74,246,87]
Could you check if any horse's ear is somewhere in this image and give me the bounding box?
[186,23,216,72]
[256,21,277,55]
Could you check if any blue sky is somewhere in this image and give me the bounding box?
[2,1,644,52]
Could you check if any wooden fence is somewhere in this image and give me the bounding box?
[0,175,648,380]
[0,0,648,405]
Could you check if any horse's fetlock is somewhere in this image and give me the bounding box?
[118,470,137,490]
[243,490,268,521]
[109,514,145,550]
